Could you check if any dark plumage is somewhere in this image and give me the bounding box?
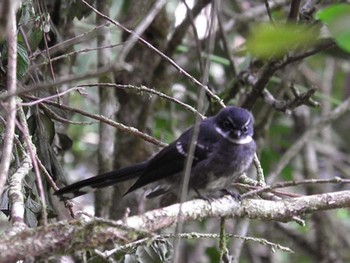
[55,106,256,200]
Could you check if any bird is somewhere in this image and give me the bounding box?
[55,106,256,201]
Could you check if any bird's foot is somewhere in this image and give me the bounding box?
[194,188,241,203]
[220,189,241,201]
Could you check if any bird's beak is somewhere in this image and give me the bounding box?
[230,130,241,139]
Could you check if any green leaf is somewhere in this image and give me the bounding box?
[0,187,10,217]
[17,44,29,79]
[28,28,43,51]
[135,241,172,263]
[246,24,318,59]
[0,42,29,79]
[317,4,350,52]
[39,113,56,144]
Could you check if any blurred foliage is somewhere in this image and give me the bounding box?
[317,4,350,52]
[246,24,318,59]
[0,42,29,79]
[0,0,350,262]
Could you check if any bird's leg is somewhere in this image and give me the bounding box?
[220,189,241,201]
[194,188,215,203]
[193,188,241,202]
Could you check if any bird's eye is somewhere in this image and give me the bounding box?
[242,125,248,133]
[222,121,231,129]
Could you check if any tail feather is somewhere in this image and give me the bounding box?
[54,161,147,199]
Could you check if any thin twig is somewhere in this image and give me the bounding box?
[262,86,319,113]
[97,232,293,259]
[267,97,350,183]
[35,156,75,218]
[40,102,97,125]
[216,0,237,77]
[219,217,231,263]
[173,3,218,262]
[117,0,167,63]
[5,191,350,261]
[30,23,110,59]
[253,153,265,185]
[264,0,275,24]
[32,42,126,70]
[242,177,350,199]
[0,64,117,100]
[20,87,83,106]
[77,83,205,119]
[80,0,225,107]
[276,39,336,70]
[0,1,18,196]
[23,94,168,147]
[9,153,31,226]
[16,105,48,225]
[287,0,302,22]
[231,219,250,263]
[181,0,205,74]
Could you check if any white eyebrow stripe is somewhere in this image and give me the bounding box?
[243,117,251,127]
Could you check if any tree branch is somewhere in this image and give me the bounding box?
[1,191,350,262]
[0,0,19,196]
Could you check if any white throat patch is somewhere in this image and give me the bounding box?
[215,126,252,145]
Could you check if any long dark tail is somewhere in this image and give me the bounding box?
[54,161,148,199]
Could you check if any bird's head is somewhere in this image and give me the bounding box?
[214,106,254,145]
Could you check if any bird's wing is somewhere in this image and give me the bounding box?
[125,119,219,195]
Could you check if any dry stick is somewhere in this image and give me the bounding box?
[77,83,205,119]
[216,0,237,77]
[287,0,302,22]
[116,0,167,63]
[243,60,279,110]
[243,39,335,111]
[0,1,18,196]
[40,103,97,125]
[214,2,234,260]
[9,153,31,227]
[20,87,83,106]
[267,97,350,184]
[35,156,75,218]
[173,2,218,261]
[95,0,116,218]
[232,219,251,263]
[219,217,231,263]
[162,0,210,62]
[33,42,126,69]
[264,0,275,24]
[96,232,292,260]
[42,28,56,83]
[30,22,109,59]
[242,177,350,199]
[0,64,116,100]
[23,94,167,148]
[2,191,350,262]
[0,191,350,262]
[16,105,48,225]
[80,0,225,108]
[321,57,336,185]
[181,0,205,73]
[276,39,336,71]
[231,0,288,23]
[254,153,265,185]
[233,183,302,198]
